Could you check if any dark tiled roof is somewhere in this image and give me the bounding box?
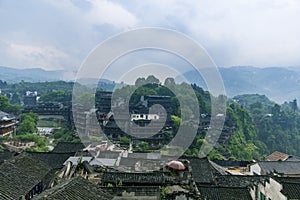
[0,153,51,199]
[97,150,120,159]
[34,177,113,200]
[0,149,15,164]
[275,177,300,184]
[258,161,300,175]
[100,186,161,199]
[119,157,164,169]
[281,182,300,199]
[184,157,219,184]
[119,157,140,167]
[102,171,166,185]
[128,152,161,159]
[209,160,228,175]
[286,155,300,161]
[215,175,267,188]
[26,151,74,169]
[52,142,85,153]
[212,159,252,167]
[0,111,15,121]
[198,185,252,200]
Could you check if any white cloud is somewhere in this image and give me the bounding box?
[1,0,300,76]
[4,41,69,70]
[85,0,139,29]
[118,0,300,67]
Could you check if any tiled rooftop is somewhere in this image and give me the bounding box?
[26,151,74,169]
[0,149,15,164]
[198,185,252,200]
[52,142,85,153]
[281,182,300,199]
[184,157,220,184]
[258,161,300,175]
[266,151,289,161]
[34,177,113,200]
[0,153,51,199]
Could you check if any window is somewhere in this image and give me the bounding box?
[260,192,266,200]
[255,186,258,199]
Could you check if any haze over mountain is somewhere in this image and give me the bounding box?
[0,66,64,83]
[2,65,300,103]
[181,66,300,103]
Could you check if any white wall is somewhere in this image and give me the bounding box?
[250,163,261,175]
[250,177,287,200]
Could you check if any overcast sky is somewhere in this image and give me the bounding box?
[1,0,300,80]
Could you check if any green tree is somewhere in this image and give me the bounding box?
[39,90,71,103]
[139,141,149,151]
[0,94,20,113]
[120,136,130,144]
[17,113,39,135]
[135,77,146,87]
[164,77,175,87]
[146,75,160,85]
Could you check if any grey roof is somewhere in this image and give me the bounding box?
[119,157,141,168]
[101,171,166,185]
[209,160,228,175]
[286,155,300,161]
[34,177,113,200]
[281,182,300,199]
[258,161,300,175]
[26,151,74,169]
[275,177,300,184]
[97,150,120,159]
[212,159,252,167]
[0,149,15,164]
[185,157,220,184]
[89,158,116,166]
[128,152,161,160]
[63,156,93,166]
[0,111,15,121]
[0,153,51,199]
[215,175,267,188]
[118,157,165,171]
[52,142,85,153]
[100,186,161,199]
[198,185,252,200]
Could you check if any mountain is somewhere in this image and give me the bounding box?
[0,66,64,83]
[77,78,125,91]
[3,65,300,103]
[181,66,300,103]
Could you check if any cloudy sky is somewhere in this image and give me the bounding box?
[1,0,300,80]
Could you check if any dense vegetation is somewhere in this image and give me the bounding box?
[234,94,300,156]
[114,78,300,160]
[0,94,20,113]
[39,90,72,104]
[0,81,89,105]
[2,78,300,160]
[113,77,261,160]
[12,112,49,152]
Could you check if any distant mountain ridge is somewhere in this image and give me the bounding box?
[181,66,300,103]
[2,66,300,103]
[0,66,64,83]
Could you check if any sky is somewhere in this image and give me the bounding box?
[1,0,300,80]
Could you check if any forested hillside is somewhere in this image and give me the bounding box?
[2,77,300,160]
[113,77,261,160]
[234,94,300,156]
[114,78,300,160]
